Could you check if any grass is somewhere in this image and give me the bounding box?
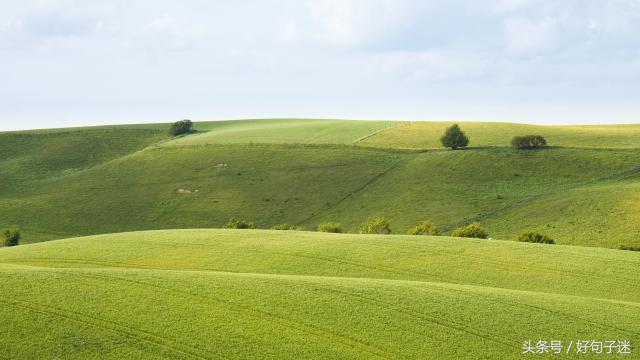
[163,118,399,146]
[0,128,167,194]
[1,120,640,247]
[0,229,638,359]
[357,121,640,149]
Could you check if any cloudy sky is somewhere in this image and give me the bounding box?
[1,0,640,130]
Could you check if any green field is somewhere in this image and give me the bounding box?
[2,118,640,359]
[2,119,640,247]
[163,118,399,146]
[0,229,637,359]
[357,121,640,149]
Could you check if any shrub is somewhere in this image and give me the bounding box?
[440,124,469,150]
[1,227,20,247]
[511,135,547,149]
[359,217,391,234]
[169,120,193,136]
[317,222,342,233]
[223,218,256,229]
[271,223,301,230]
[518,231,555,244]
[619,245,640,252]
[407,219,439,236]
[451,222,488,239]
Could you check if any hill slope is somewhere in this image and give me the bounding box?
[0,229,638,359]
[357,121,640,149]
[1,119,640,248]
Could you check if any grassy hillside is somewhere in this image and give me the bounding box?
[357,121,640,149]
[0,229,638,359]
[1,119,640,248]
[0,128,167,193]
[2,144,639,247]
[163,118,399,146]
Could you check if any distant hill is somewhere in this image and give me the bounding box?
[1,118,639,248]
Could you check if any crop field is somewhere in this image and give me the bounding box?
[0,229,638,359]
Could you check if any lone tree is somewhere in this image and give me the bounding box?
[518,231,555,244]
[451,222,488,239]
[441,124,469,150]
[511,135,547,149]
[1,227,20,247]
[169,119,193,136]
[407,219,439,236]
[358,217,391,235]
[223,218,256,229]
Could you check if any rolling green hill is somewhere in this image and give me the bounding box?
[163,118,399,146]
[357,121,640,149]
[0,229,638,359]
[1,119,640,248]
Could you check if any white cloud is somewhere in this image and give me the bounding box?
[279,21,302,43]
[1,0,640,128]
[307,0,421,47]
[369,50,491,83]
[504,16,558,56]
[494,0,537,13]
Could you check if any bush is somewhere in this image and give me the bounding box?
[407,219,439,236]
[169,120,193,136]
[359,217,391,234]
[511,135,547,149]
[317,222,342,233]
[1,227,20,247]
[223,218,256,229]
[271,223,301,231]
[440,124,469,150]
[518,231,555,244]
[451,222,488,239]
[619,245,640,252]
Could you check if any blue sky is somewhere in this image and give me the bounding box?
[1,0,640,130]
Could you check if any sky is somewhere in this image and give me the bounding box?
[1,0,640,130]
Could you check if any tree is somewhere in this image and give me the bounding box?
[271,223,302,230]
[407,219,439,236]
[1,227,20,247]
[358,217,391,234]
[169,120,193,136]
[317,222,342,233]
[451,222,488,239]
[223,218,256,229]
[440,124,469,150]
[511,135,547,149]
[518,231,555,244]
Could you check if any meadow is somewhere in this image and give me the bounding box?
[1,119,640,359]
[357,121,640,149]
[0,229,638,359]
[1,119,640,247]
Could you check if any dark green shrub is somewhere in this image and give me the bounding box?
[223,218,256,229]
[451,222,488,239]
[317,222,342,233]
[169,120,193,136]
[271,223,301,230]
[518,231,555,244]
[511,135,547,149]
[440,124,469,150]
[1,227,20,247]
[407,219,439,235]
[359,217,391,234]
[619,245,640,251]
